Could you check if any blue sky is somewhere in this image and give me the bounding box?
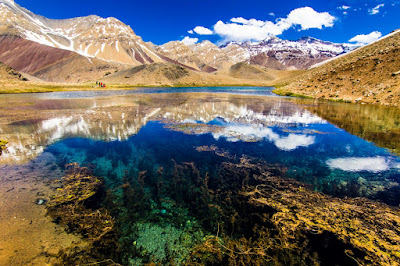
[16,0,400,45]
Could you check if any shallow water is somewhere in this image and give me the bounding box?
[1,88,400,264]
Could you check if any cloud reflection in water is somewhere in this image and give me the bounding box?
[326,157,390,173]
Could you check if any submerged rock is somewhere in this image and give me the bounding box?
[35,198,47,205]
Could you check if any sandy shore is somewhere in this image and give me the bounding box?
[0,153,83,265]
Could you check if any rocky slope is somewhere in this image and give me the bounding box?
[277,30,400,106]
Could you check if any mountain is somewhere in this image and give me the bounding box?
[0,0,162,65]
[226,36,352,70]
[276,30,400,107]
[158,36,351,73]
[229,62,275,80]
[0,0,342,85]
[0,35,127,83]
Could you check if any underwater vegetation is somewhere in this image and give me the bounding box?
[46,163,118,265]
[198,159,400,265]
[47,153,400,265]
[0,140,7,156]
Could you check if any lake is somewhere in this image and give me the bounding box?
[1,87,399,265]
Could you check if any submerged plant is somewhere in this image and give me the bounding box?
[185,156,400,265]
[47,163,119,265]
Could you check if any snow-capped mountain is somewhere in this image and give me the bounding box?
[223,36,353,69]
[0,0,162,65]
[158,36,353,71]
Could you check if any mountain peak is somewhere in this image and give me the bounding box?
[0,0,15,4]
[298,36,317,41]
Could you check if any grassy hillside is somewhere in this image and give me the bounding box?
[276,30,400,107]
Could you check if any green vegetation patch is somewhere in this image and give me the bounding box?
[272,88,312,98]
[0,140,7,156]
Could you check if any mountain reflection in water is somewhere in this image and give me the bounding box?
[1,92,399,205]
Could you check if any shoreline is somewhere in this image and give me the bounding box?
[0,83,274,95]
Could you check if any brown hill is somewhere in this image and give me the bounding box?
[277,31,400,107]
[32,54,127,83]
[102,62,282,86]
[229,62,275,81]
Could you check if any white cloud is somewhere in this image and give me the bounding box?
[181,36,198,45]
[193,26,213,35]
[212,7,335,42]
[188,30,194,34]
[326,157,389,173]
[338,5,351,10]
[285,7,335,30]
[343,11,348,15]
[369,4,384,15]
[348,31,382,45]
[269,12,275,16]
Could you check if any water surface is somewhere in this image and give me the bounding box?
[1,88,400,264]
